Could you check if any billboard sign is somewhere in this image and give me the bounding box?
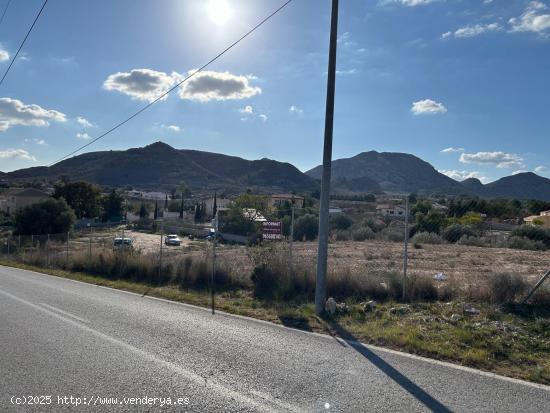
[262,221,283,240]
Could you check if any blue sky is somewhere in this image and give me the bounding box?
[0,0,549,184]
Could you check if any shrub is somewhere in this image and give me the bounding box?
[294,214,318,241]
[487,273,528,304]
[409,232,444,245]
[329,214,353,230]
[501,236,546,251]
[408,277,439,301]
[334,229,351,241]
[457,235,490,247]
[511,225,550,248]
[442,224,475,243]
[351,226,375,241]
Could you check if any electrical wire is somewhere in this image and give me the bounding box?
[50,0,293,166]
[0,0,12,28]
[0,0,48,87]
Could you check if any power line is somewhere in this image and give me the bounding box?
[0,0,12,27]
[51,0,294,166]
[0,0,48,87]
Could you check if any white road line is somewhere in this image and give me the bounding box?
[2,265,550,392]
[39,302,88,323]
[0,288,300,413]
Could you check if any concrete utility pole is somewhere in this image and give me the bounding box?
[211,213,218,315]
[315,0,339,316]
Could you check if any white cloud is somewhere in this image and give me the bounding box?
[459,151,524,169]
[33,138,46,145]
[0,98,66,131]
[336,68,358,76]
[443,23,501,39]
[535,165,548,173]
[76,132,91,140]
[441,147,464,153]
[512,169,529,175]
[0,149,37,161]
[509,1,550,35]
[289,105,304,115]
[259,114,268,122]
[439,169,489,183]
[411,99,447,115]
[179,70,261,102]
[103,69,180,102]
[239,105,254,114]
[76,116,93,128]
[162,124,181,132]
[0,48,9,62]
[383,0,443,6]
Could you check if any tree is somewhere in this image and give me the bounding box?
[329,214,352,231]
[102,190,123,222]
[220,205,257,236]
[154,200,159,220]
[294,214,319,241]
[53,181,101,219]
[415,211,446,234]
[164,194,169,210]
[213,193,218,217]
[179,196,184,219]
[14,198,75,235]
[139,203,149,219]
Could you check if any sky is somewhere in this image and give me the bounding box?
[0,0,549,184]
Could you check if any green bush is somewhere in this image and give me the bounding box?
[501,236,546,251]
[409,232,444,245]
[14,198,76,235]
[511,225,550,248]
[442,224,475,243]
[334,229,351,241]
[293,214,318,241]
[457,235,489,247]
[329,214,352,230]
[351,226,375,241]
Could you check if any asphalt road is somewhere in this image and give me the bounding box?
[1,266,549,412]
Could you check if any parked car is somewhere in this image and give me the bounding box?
[113,237,133,250]
[165,234,182,246]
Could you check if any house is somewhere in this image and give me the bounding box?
[269,194,305,209]
[0,188,50,215]
[524,211,550,229]
[376,204,406,218]
[242,208,267,222]
[204,197,231,216]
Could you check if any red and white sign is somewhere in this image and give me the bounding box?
[262,221,283,240]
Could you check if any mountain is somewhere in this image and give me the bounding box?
[3,142,318,194]
[307,151,467,195]
[483,172,550,201]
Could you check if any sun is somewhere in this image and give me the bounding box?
[207,0,234,25]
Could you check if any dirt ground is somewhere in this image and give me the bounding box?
[71,229,550,288]
[214,240,550,288]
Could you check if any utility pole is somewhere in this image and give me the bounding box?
[288,201,295,276]
[66,231,70,265]
[403,196,410,301]
[315,0,339,316]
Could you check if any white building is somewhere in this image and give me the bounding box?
[376,204,406,217]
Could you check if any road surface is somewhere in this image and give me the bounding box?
[1,265,548,412]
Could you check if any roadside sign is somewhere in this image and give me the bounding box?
[262,221,283,240]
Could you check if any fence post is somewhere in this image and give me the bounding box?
[6,234,10,257]
[46,233,50,267]
[30,234,34,263]
[288,203,294,276]
[211,214,218,315]
[159,222,163,281]
[89,226,92,262]
[403,196,410,301]
[66,231,70,266]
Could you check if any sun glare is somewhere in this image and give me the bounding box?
[207,0,234,25]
